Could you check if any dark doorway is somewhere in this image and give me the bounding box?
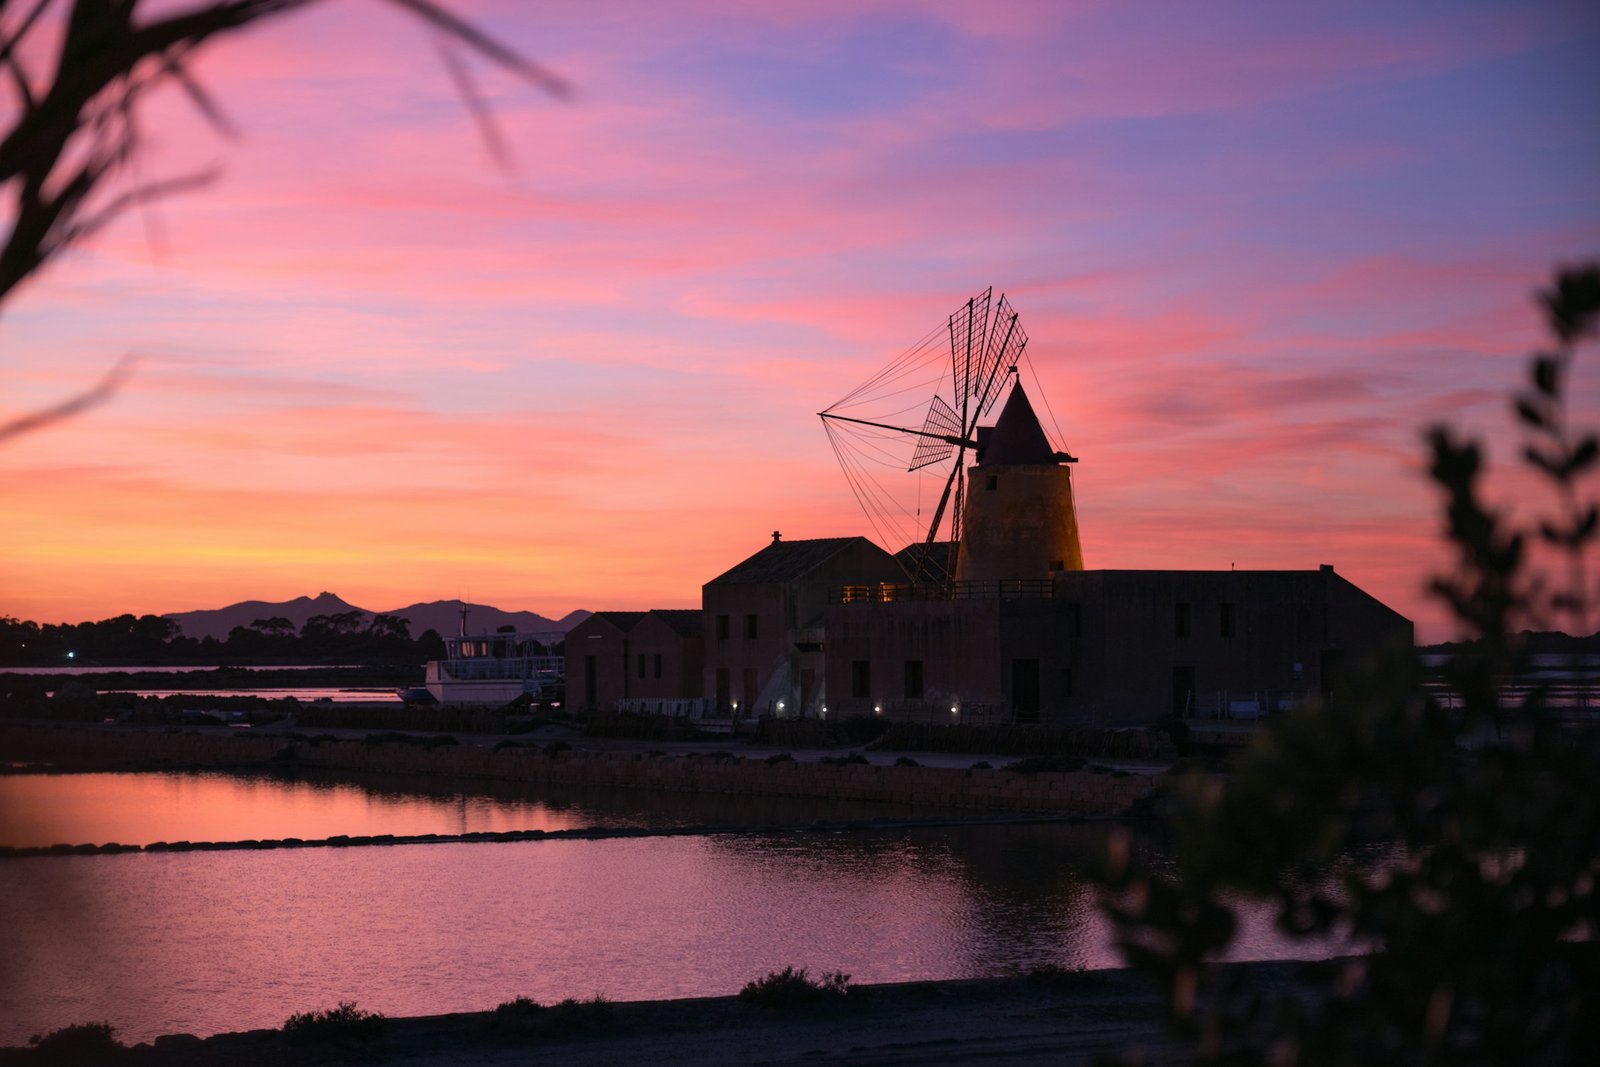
[715,667,730,710]
[584,656,597,707]
[1172,665,1196,717]
[1012,658,1040,723]
[1320,649,1346,704]
[742,667,759,710]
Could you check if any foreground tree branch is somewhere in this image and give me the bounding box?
[0,0,568,439]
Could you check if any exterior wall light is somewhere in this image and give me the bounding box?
[874,703,882,715]
[777,700,785,713]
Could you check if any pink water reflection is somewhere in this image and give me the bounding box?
[2,827,1128,1046]
[0,771,595,847]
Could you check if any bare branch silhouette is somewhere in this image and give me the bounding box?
[0,0,567,441]
[0,353,134,443]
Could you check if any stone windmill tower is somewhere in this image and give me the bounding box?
[820,287,1083,585]
[957,381,1083,582]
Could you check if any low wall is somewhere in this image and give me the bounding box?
[0,724,1158,817]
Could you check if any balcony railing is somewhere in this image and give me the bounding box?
[834,579,1055,604]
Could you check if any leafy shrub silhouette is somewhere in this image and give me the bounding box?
[282,1001,384,1043]
[542,996,613,1034]
[27,1022,120,1063]
[738,966,852,1007]
[1098,264,1600,1065]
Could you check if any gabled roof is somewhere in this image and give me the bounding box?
[706,536,874,586]
[980,383,1056,466]
[646,609,704,637]
[585,610,648,633]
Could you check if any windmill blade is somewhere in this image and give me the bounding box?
[975,294,1027,419]
[909,395,960,471]
[948,287,992,411]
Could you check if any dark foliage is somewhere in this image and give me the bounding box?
[26,1022,120,1063]
[281,1001,384,1043]
[1,1,566,444]
[737,967,852,1007]
[541,996,613,1035]
[1097,264,1600,1065]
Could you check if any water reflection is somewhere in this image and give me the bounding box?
[1,827,1133,1046]
[0,769,915,848]
[0,774,1356,1048]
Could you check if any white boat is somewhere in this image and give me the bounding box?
[423,626,565,707]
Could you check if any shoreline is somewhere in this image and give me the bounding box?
[0,810,1101,858]
[1,966,1325,1065]
[0,722,1165,819]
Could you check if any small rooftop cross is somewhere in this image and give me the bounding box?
[772,530,782,543]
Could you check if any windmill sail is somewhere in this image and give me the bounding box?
[820,287,1066,581]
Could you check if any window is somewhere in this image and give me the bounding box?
[744,614,758,639]
[715,614,730,640]
[851,660,871,698]
[637,653,645,678]
[1060,667,1074,697]
[1219,602,1234,638]
[986,474,998,490]
[653,653,662,678]
[1049,559,1065,572]
[1175,602,1191,638]
[904,660,924,699]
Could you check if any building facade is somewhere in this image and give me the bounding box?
[823,565,1413,725]
[564,609,703,711]
[702,533,902,716]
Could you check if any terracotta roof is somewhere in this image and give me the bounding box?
[706,536,872,585]
[979,383,1056,466]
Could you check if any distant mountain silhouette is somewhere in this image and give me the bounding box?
[386,600,590,640]
[165,592,589,641]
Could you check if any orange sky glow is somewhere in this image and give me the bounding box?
[1,1,1597,642]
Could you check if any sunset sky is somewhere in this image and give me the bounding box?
[1,0,1596,641]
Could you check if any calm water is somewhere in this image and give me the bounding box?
[0,770,913,848]
[0,773,1344,1046]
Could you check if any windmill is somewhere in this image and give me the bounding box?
[819,288,1075,584]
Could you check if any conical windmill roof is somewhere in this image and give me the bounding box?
[980,383,1056,465]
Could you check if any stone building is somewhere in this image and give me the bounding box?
[817,379,1411,725]
[702,533,902,716]
[823,566,1412,725]
[564,608,703,711]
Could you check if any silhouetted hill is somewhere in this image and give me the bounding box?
[165,593,588,641]
[164,592,362,641]
[387,600,588,639]
[1418,630,1600,655]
